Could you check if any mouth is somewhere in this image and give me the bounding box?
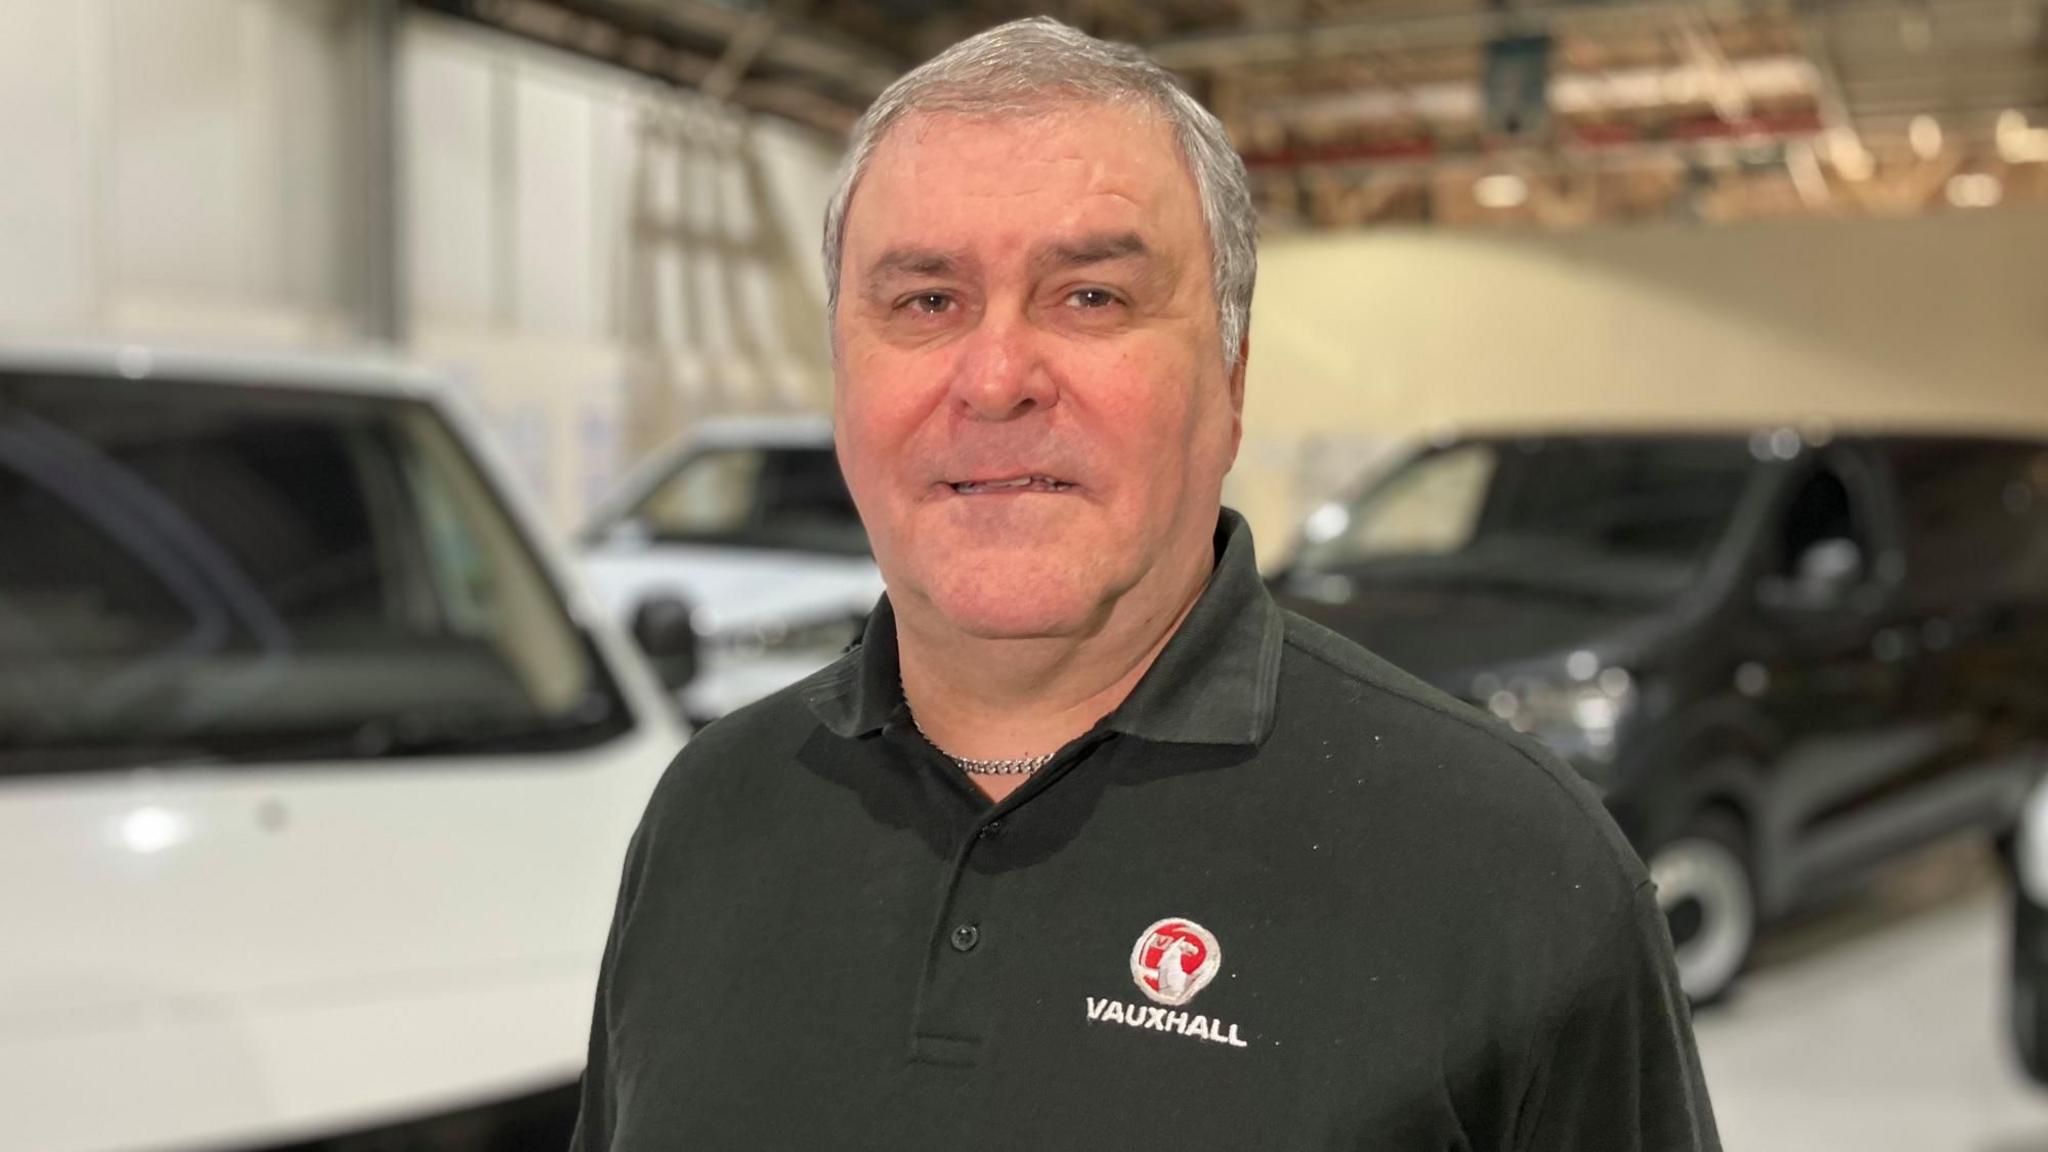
[947,475,1076,496]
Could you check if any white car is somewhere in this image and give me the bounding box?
[580,416,883,725]
[0,344,684,1152]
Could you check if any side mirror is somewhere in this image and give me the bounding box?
[1796,538,1864,600]
[1760,537,1865,611]
[631,594,701,692]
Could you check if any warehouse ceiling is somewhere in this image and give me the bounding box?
[423,0,2048,228]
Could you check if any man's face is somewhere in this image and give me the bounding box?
[833,105,1244,640]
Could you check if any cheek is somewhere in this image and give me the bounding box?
[1089,353,1236,529]
[836,354,933,489]
[1083,347,1208,459]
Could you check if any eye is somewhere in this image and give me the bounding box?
[1066,288,1120,309]
[899,292,955,315]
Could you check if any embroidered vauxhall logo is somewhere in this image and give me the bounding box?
[1083,917,1248,1049]
[1131,918,1220,1006]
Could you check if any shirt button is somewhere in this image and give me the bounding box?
[980,820,1003,839]
[949,923,980,953]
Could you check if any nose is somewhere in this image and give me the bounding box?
[948,313,1058,421]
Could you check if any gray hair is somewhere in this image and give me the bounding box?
[821,16,1257,370]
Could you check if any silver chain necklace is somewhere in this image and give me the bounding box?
[908,712,1056,776]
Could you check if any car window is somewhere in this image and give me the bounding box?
[0,371,628,775]
[1314,442,1495,558]
[622,443,868,556]
[637,447,767,535]
[1295,437,1754,601]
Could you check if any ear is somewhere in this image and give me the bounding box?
[1228,333,1249,417]
[1225,332,1249,464]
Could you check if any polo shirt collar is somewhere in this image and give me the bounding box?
[804,508,1284,748]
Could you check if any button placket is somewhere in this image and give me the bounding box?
[936,827,998,963]
[908,821,1010,1064]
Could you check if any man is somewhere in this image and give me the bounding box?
[573,16,1718,1151]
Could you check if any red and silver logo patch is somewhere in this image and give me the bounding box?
[1130,918,1222,1007]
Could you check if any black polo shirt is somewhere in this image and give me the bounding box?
[571,510,1719,1151]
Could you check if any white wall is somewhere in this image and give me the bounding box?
[1235,210,2048,552]
[0,0,363,343]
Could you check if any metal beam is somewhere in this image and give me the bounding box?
[615,0,902,94]
[419,0,871,134]
[1150,0,1731,69]
[1146,0,2032,71]
[1240,111,1826,175]
[702,10,782,101]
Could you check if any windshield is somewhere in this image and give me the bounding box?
[1293,436,1756,601]
[604,443,869,556]
[0,371,629,775]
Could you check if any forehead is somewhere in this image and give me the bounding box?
[845,103,1206,261]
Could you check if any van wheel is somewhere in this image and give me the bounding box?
[1650,811,1756,1006]
[2013,941,2048,1083]
[2010,848,2048,1084]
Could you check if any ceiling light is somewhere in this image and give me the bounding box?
[1474,173,1530,209]
[1998,109,2048,163]
[1946,172,2003,208]
[1909,114,1943,159]
[1826,127,1875,181]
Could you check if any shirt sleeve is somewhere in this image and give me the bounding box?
[568,820,651,1152]
[1515,879,1722,1152]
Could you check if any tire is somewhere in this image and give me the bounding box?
[2010,836,2048,1084]
[2014,938,2048,1083]
[1649,811,1757,1006]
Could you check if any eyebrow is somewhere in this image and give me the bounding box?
[1033,231,1152,273]
[858,231,1157,299]
[863,247,969,294]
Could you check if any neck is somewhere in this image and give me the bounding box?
[897,546,1213,769]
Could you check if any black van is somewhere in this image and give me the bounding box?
[1273,430,2048,1002]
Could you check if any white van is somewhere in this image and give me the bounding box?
[580,416,883,726]
[0,345,684,1152]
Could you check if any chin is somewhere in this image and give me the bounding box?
[936,599,1096,641]
[912,557,1118,641]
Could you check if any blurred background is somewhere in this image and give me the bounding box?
[2,1,2046,1150]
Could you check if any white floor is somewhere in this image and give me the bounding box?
[1694,839,2048,1152]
